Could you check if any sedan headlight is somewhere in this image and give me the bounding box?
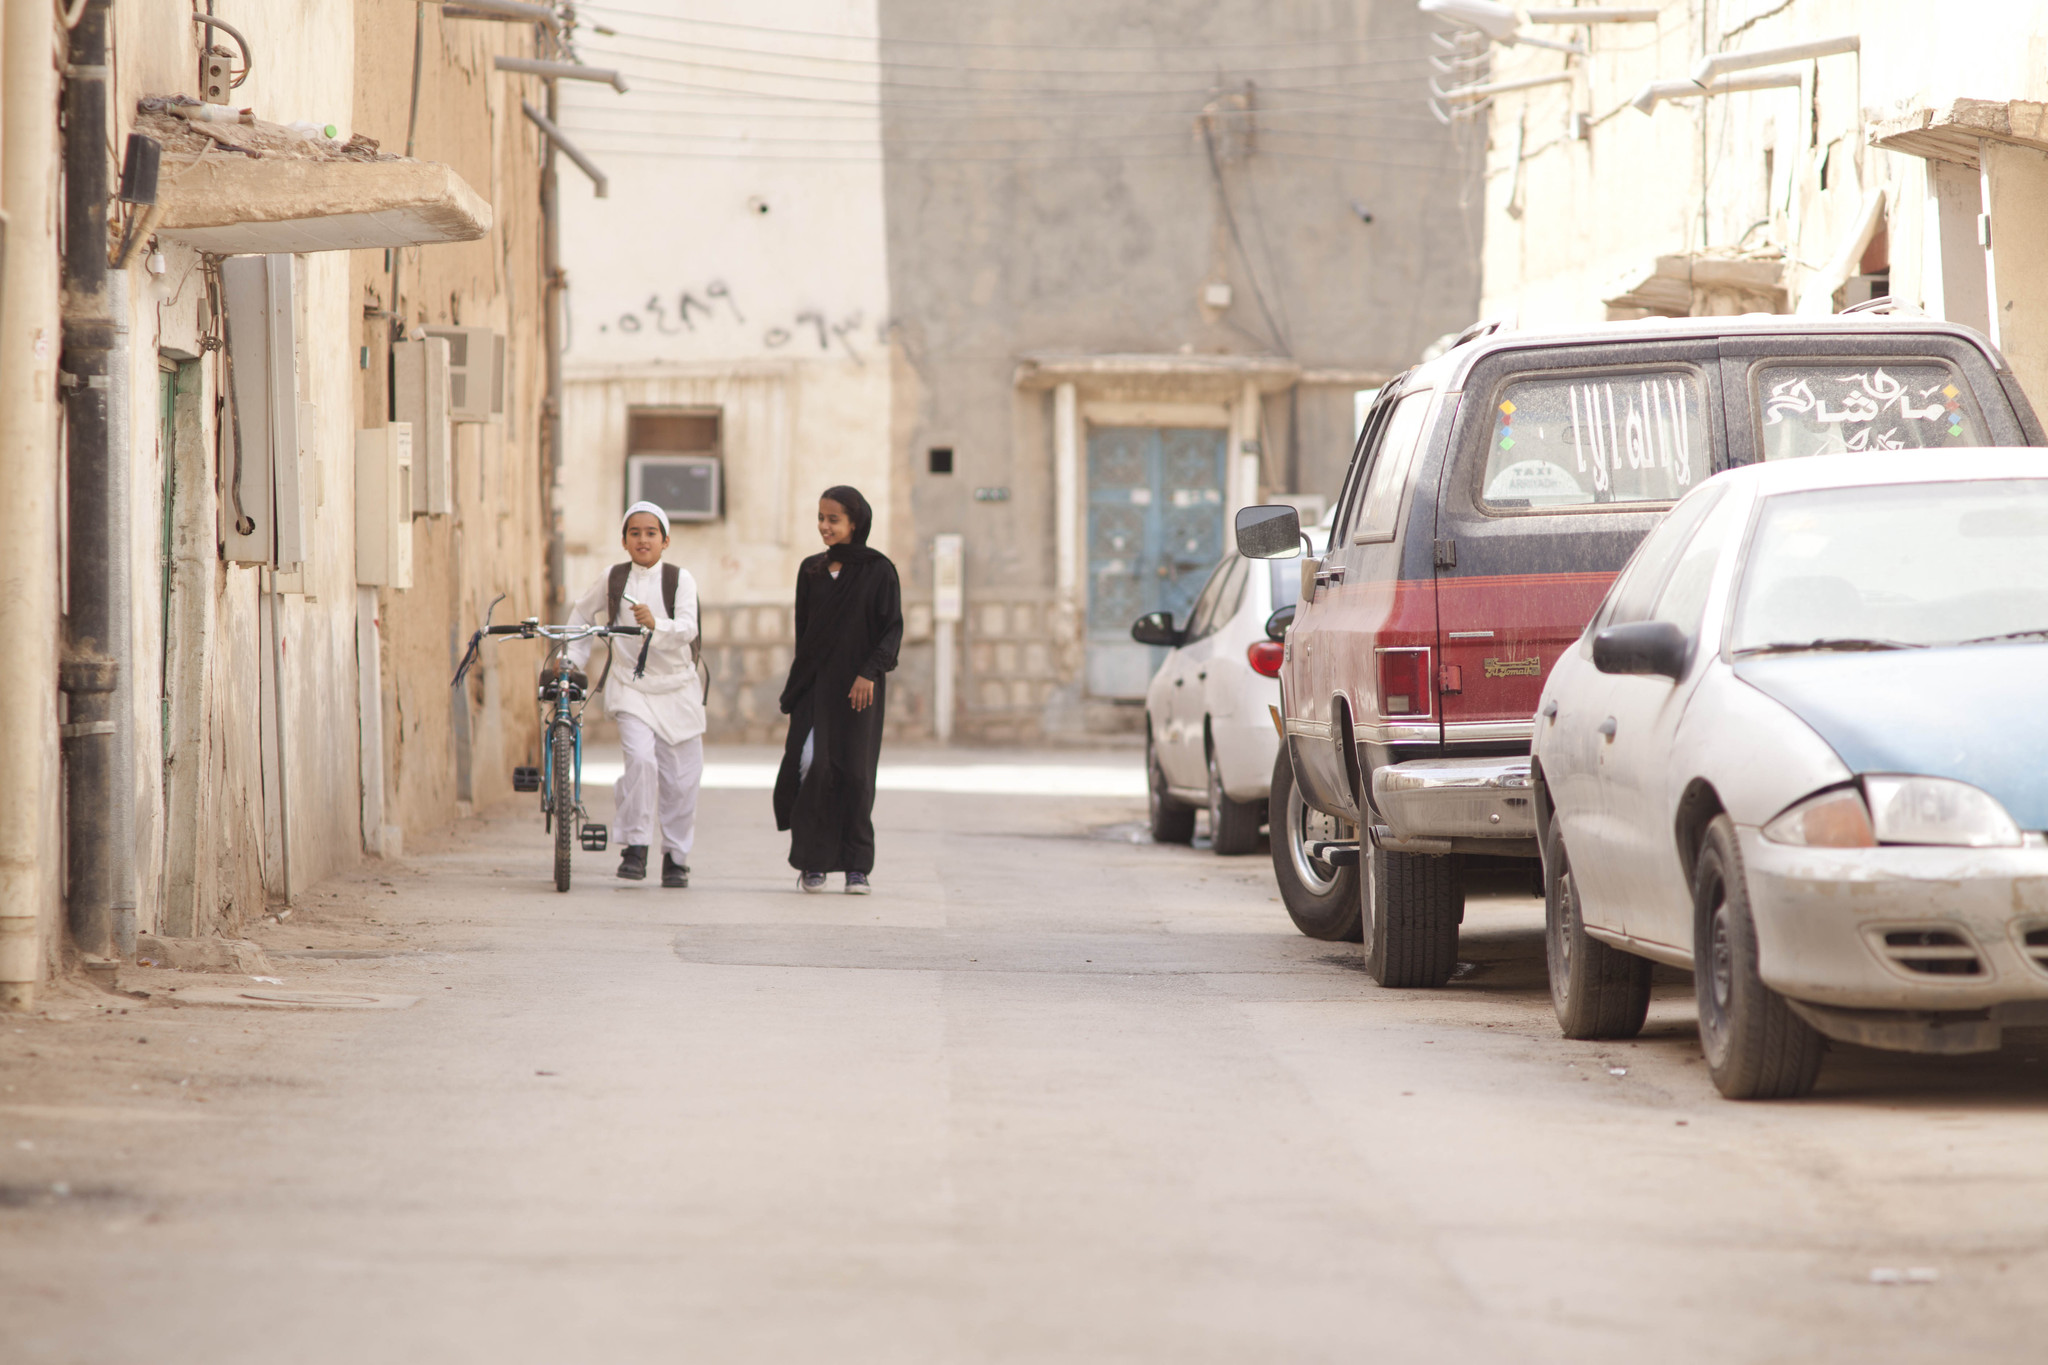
[1864,775,2022,848]
[1763,777,2022,849]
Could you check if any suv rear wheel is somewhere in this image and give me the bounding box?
[1270,746,1360,940]
[1363,845,1462,988]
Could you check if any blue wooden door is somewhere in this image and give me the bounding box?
[1085,426,1227,697]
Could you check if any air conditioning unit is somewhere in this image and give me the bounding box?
[418,325,504,422]
[627,453,720,524]
[393,337,453,515]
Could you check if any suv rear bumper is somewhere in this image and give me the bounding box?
[1372,756,1537,850]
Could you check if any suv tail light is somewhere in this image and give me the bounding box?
[1247,640,1284,678]
[1377,647,1431,717]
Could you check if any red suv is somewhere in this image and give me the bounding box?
[1237,313,2045,985]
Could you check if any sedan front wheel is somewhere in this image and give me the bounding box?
[1692,815,1824,1100]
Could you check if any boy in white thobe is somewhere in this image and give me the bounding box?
[566,502,705,887]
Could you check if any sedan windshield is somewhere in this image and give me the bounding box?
[1732,479,2048,654]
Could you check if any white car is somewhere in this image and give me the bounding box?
[1533,450,2048,1099]
[1133,529,1330,860]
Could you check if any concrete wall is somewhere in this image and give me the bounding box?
[556,0,895,619]
[878,0,1479,738]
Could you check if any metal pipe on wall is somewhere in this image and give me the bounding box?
[0,0,67,1006]
[59,0,125,962]
[542,75,566,619]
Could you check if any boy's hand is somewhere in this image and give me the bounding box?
[849,677,875,711]
[632,602,655,629]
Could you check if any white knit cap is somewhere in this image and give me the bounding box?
[621,500,671,537]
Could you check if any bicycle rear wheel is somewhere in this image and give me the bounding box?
[553,724,574,892]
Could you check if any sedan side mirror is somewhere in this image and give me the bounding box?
[1130,611,1182,648]
[1592,620,1688,679]
[1264,604,1295,641]
[1235,504,1303,560]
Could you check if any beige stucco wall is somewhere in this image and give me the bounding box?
[75,0,552,954]
[1476,0,2048,354]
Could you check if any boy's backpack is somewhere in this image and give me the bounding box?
[601,561,709,701]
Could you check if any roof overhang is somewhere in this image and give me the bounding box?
[157,157,492,254]
[1014,352,1302,395]
[1869,98,2048,169]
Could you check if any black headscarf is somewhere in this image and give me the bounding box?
[815,484,881,566]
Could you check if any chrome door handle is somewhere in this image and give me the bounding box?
[1597,717,1617,740]
[1315,566,1346,584]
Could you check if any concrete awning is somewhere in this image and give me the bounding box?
[1870,98,2048,168]
[158,157,491,255]
[1603,253,1786,317]
[136,106,491,255]
[1014,352,1302,394]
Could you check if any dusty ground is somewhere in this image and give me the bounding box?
[4,745,2048,1363]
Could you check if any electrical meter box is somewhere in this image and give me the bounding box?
[393,336,453,516]
[356,423,414,589]
[418,325,505,422]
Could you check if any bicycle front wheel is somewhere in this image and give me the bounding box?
[553,723,574,892]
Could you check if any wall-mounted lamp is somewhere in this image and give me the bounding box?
[1631,35,1857,114]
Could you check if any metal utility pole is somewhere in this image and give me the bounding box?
[59,0,133,960]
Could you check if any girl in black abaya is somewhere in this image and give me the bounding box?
[774,486,903,893]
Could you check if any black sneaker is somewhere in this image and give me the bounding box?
[617,845,648,881]
[798,871,827,893]
[845,871,871,895]
[662,854,689,889]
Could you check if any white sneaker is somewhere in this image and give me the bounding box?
[845,871,871,895]
[799,871,828,893]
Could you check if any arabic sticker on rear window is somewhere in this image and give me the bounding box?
[1480,368,1705,510]
[1755,362,1978,460]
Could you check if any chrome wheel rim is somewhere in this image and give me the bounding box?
[1285,789,1344,896]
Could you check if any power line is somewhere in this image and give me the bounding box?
[577,42,1441,97]
[560,102,1458,128]
[561,141,1467,169]
[579,21,1442,79]
[559,121,1457,147]
[576,3,1439,55]
[568,69,1429,112]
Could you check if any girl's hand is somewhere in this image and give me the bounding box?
[849,677,875,711]
[632,602,656,629]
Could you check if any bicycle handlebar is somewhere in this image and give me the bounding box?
[453,617,649,687]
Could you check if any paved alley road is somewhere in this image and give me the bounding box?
[6,747,2048,1364]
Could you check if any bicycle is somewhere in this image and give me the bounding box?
[452,596,649,892]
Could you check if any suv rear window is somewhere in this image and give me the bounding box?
[1754,360,1982,459]
[1480,367,1706,511]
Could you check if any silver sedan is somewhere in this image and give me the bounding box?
[1532,450,2048,1099]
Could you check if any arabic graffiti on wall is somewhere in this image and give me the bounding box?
[596,279,875,365]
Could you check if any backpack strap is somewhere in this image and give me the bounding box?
[595,561,631,696]
[662,562,679,619]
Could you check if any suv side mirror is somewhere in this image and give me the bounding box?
[1264,604,1295,641]
[1592,620,1688,679]
[1235,504,1302,560]
[1130,611,1182,648]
